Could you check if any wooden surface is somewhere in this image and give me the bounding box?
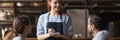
[24,37,120,40]
[24,38,120,40]
[25,38,91,40]
[0,38,91,40]
[72,38,91,40]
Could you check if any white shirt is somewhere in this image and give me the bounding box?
[92,30,111,40]
[12,34,24,40]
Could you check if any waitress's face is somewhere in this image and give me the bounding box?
[49,0,61,12]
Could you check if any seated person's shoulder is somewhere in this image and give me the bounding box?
[12,34,23,40]
[102,30,109,35]
[99,30,111,40]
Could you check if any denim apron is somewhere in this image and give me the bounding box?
[46,14,64,40]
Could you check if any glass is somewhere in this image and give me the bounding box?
[73,34,82,38]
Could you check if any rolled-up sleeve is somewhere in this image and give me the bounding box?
[37,16,44,36]
[66,16,73,35]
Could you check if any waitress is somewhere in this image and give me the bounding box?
[37,0,73,40]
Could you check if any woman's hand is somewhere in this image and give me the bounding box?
[48,29,62,38]
[52,32,62,38]
[47,28,55,37]
[37,28,55,40]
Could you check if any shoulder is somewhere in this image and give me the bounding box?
[38,13,49,20]
[39,13,49,18]
[97,30,110,38]
[12,34,23,40]
[101,30,109,35]
[93,30,110,40]
[61,13,70,18]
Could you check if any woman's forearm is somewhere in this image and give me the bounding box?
[37,33,50,40]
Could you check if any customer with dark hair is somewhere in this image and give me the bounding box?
[2,16,32,40]
[87,15,111,40]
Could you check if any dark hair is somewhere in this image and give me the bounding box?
[89,15,107,30]
[13,15,30,34]
[2,16,30,40]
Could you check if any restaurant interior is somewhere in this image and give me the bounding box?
[0,0,120,40]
